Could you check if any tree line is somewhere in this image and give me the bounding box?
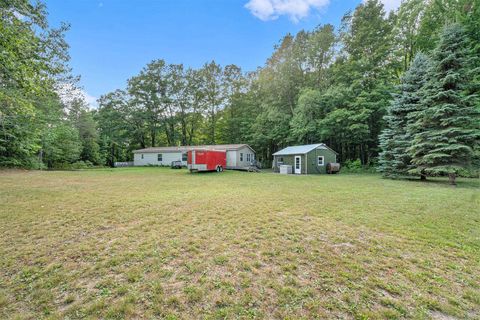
[1,0,479,178]
[379,23,479,184]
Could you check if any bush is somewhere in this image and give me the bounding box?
[342,159,376,173]
[72,161,93,169]
[51,161,94,170]
[455,168,479,178]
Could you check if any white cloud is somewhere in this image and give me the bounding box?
[381,0,402,12]
[364,0,402,12]
[83,91,99,109]
[56,83,98,109]
[245,0,330,22]
[12,11,26,20]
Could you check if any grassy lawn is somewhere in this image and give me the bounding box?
[0,168,479,319]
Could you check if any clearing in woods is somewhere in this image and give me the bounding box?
[0,168,479,319]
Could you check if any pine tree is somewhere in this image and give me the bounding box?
[408,24,480,185]
[378,118,395,176]
[461,0,480,168]
[378,53,430,178]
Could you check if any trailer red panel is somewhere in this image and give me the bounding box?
[187,149,226,172]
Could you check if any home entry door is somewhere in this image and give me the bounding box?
[294,155,301,174]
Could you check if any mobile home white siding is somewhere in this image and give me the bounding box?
[226,151,237,169]
[230,146,255,169]
[133,144,256,170]
[133,152,186,166]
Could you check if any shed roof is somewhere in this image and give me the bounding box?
[133,144,254,154]
[272,143,337,156]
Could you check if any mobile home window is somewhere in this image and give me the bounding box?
[182,153,187,161]
[278,157,283,164]
[141,154,144,159]
[240,153,243,161]
[158,154,162,162]
[317,156,324,166]
[247,154,250,162]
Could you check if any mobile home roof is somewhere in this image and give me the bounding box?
[133,144,254,154]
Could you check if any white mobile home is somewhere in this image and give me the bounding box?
[133,144,256,170]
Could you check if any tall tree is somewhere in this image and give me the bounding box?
[378,53,431,177]
[96,90,132,166]
[199,61,225,144]
[408,24,480,185]
[289,89,326,144]
[128,59,170,147]
[66,98,101,165]
[305,24,336,88]
[393,0,426,72]
[42,122,82,168]
[184,68,206,145]
[0,0,71,167]
[332,0,396,164]
[217,65,247,144]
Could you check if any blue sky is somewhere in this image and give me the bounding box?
[45,0,400,106]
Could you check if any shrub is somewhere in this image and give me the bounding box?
[342,159,376,174]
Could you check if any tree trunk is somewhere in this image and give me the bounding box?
[420,169,427,181]
[210,113,216,144]
[164,126,171,146]
[448,173,456,186]
[151,130,156,147]
[110,144,115,167]
[181,117,187,146]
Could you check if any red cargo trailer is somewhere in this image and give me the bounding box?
[187,149,226,172]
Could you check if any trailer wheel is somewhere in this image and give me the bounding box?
[216,166,221,172]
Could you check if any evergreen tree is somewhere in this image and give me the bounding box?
[460,0,480,167]
[378,119,396,176]
[378,53,431,177]
[408,24,480,185]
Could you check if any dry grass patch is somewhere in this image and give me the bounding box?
[0,168,479,319]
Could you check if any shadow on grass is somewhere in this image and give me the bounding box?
[387,175,480,189]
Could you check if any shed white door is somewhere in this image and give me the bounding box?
[294,155,301,174]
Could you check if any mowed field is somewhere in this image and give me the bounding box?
[0,168,479,319]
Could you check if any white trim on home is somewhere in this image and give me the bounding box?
[305,154,308,175]
[317,156,324,166]
[294,155,301,174]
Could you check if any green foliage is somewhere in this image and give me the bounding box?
[2,0,480,175]
[378,53,431,177]
[95,90,131,166]
[342,159,377,173]
[68,99,101,165]
[344,159,363,171]
[0,0,74,169]
[42,123,82,168]
[289,89,324,143]
[407,24,480,183]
